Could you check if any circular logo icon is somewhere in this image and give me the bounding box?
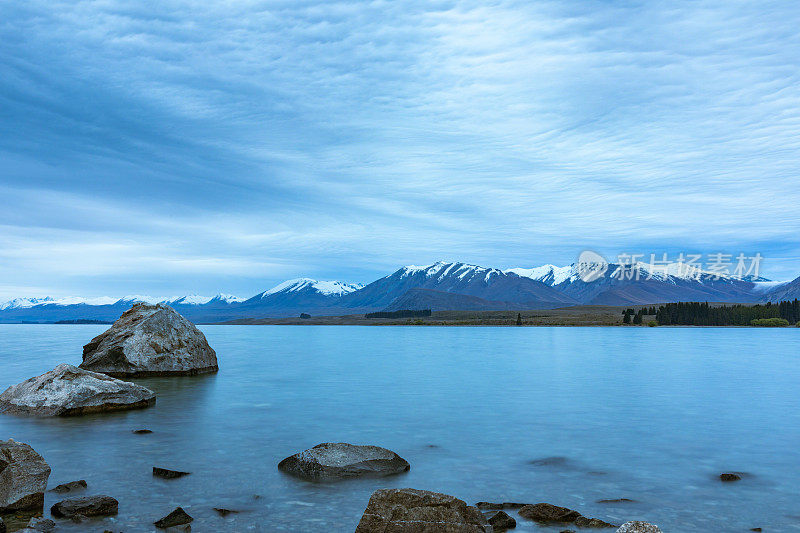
[576,250,609,282]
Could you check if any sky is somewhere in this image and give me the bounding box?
[1,0,799,300]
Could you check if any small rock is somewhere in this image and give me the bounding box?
[354,488,490,532]
[487,510,516,530]
[50,479,87,493]
[518,503,581,523]
[50,495,118,518]
[21,517,55,532]
[597,498,636,503]
[476,502,528,510]
[153,467,191,479]
[80,303,218,377]
[154,507,193,528]
[719,472,741,482]
[560,530,576,533]
[278,443,409,481]
[575,516,617,528]
[750,528,762,532]
[616,522,662,533]
[214,508,239,516]
[133,429,153,434]
[0,439,51,512]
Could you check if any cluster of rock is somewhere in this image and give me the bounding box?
[0,304,216,529]
[0,304,217,418]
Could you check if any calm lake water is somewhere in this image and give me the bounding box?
[0,325,799,532]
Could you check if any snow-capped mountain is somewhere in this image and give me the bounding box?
[509,261,771,305]
[338,261,577,310]
[0,261,795,323]
[254,278,363,299]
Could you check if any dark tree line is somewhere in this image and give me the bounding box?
[655,300,800,326]
[622,307,657,324]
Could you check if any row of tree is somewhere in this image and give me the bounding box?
[622,307,657,324]
[655,300,800,326]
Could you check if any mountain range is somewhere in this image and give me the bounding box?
[1,261,797,323]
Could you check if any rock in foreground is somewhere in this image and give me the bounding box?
[50,495,118,518]
[487,510,516,530]
[616,522,662,533]
[80,303,218,377]
[0,364,155,417]
[155,507,193,528]
[519,502,615,528]
[278,443,409,481]
[50,479,87,493]
[355,488,491,532]
[0,439,51,512]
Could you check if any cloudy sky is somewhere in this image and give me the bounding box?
[1,0,799,299]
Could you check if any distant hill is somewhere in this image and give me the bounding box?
[0,260,793,323]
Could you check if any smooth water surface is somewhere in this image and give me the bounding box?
[0,325,798,532]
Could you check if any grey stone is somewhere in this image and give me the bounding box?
[50,479,87,493]
[354,488,491,532]
[487,510,516,530]
[0,439,51,512]
[616,522,663,533]
[153,467,191,479]
[518,503,581,523]
[80,303,217,377]
[154,507,193,528]
[50,495,118,518]
[0,364,155,416]
[278,443,409,481]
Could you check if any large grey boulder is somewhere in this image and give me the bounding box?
[80,303,218,377]
[0,439,51,512]
[278,443,410,481]
[355,488,491,532]
[0,364,155,417]
[616,522,662,533]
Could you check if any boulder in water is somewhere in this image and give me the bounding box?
[50,495,118,518]
[0,364,155,417]
[20,517,55,532]
[354,488,491,532]
[278,443,409,481]
[487,509,517,530]
[80,303,218,377]
[616,522,662,533]
[154,507,193,528]
[518,503,581,523]
[50,479,87,493]
[153,467,190,479]
[719,472,741,482]
[0,439,51,512]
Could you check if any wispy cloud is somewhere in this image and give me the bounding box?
[1,0,799,299]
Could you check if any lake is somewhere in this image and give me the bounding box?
[0,325,798,532]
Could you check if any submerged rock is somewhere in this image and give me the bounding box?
[518,503,581,523]
[0,439,51,512]
[153,467,190,479]
[476,502,528,510]
[80,303,218,377]
[487,510,517,530]
[616,522,662,533]
[575,516,617,528]
[354,488,491,532]
[278,443,409,481]
[50,479,87,493]
[50,495,118,518]
[214,508,239,516]
[0,364,155,417]
[154,507,193,528]
[719,472,741,482]
[132,429,153,434]
[20,517,55,532]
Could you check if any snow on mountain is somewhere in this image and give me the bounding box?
[258,278,363,298]
[400,261,504,283]
[0,296,117,310]
[208,293,246,303]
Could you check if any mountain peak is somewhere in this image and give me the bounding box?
[260,278,363,298]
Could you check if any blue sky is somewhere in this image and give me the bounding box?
[1,0,799,299]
